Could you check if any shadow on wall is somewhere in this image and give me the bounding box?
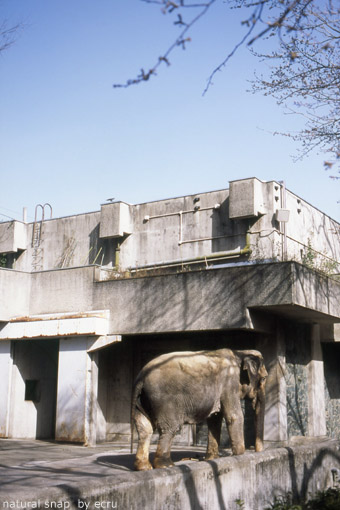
[323,343,340,439]
[96,445,340,509]
[285,324,310,439]
[11,340,59,440]
[88,225,119,267]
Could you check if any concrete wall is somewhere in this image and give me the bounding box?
[0,212,115,272]
[34,440,339,510]
[116,440,340,510]
[29,266,95,316]
[3,260,339,338]
[285,188,340,269]
[1,178,339,276]
[0,269,30,321]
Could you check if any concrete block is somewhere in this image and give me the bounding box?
[100,202,132,238]
[229,178,266,219]
[0,221,27,253]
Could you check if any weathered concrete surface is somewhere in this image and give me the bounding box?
[0,221,27,254]
[0,439,339,510]
[0,269,30,321]
[2,261,340,332]
[2,179,340,273]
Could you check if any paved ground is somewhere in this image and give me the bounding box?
[0,439,209,507]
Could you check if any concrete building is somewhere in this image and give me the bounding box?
[0,177,340,449]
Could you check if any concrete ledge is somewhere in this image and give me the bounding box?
[0,439,339,510]
[0,311,110,339]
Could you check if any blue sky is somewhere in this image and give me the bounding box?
[1,0,339,222]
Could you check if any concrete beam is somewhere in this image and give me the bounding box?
[0,311,110,340]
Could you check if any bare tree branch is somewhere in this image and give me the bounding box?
[0,20,22,53]
[251,1,340,176]
[114,0,217,88]
[114,0,323,91]
[114,0,340,178]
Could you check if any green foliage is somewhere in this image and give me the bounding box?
[265,493,302,510]
[235,499,245,510]
[305,488,340,510]
[301,238,339,276]
[0,254,7,268]
[301,239,316,270]
[264,488,340,510]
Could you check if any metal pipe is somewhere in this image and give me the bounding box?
[279,181,287,261]
[144,204,220,222]
[179,211,183,245]
[127,233,252,272]
[180,232,244,245]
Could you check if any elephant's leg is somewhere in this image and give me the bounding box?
[153,429,176,469]
[222,397,245,456]
[254,385,266,452]
[134,409,154,471]
[205,412,223,460]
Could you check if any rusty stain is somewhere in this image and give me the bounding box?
[11,312,107,323]
[57,422,85,443]
[10,331,99,340]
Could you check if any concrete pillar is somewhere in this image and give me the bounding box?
[307,324,327,437]
[87,351,99,446]
[56,336,99,445]
[0,341,12,437]
[263,327,288,443]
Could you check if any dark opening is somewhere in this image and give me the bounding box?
[25,380,40,402]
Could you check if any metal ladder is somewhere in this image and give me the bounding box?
[31,203,52,272]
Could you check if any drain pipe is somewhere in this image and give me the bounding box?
[279,181,288,261]
[127,232,252,272]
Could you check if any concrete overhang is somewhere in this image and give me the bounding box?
[87,334,121,352]
[92,261,340,335]
[246,262,340,327]
[250,303,340,324]
[0,311,110,340]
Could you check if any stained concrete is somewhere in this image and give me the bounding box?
[0,439,339,510]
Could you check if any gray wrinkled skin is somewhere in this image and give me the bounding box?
[131,348,267,470]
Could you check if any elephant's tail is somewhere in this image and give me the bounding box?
[130,378,144,454]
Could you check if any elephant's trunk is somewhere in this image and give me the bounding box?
[254,383,266,452]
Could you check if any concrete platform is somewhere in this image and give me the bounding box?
[0,439,339,510]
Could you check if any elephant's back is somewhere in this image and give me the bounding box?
[140,349,234,375]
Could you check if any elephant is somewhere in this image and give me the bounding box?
[130,348,267,471]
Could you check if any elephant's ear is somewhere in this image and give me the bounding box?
[242,356,259,387]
